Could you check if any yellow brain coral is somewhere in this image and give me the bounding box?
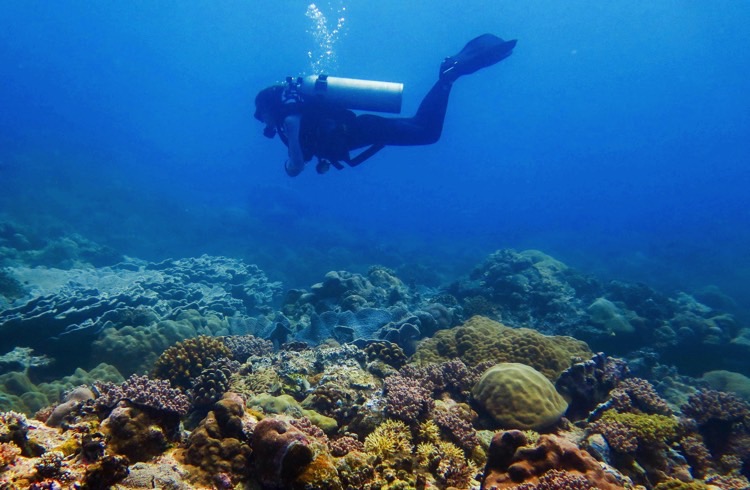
[472,363,568,430]
[412,315,591,380]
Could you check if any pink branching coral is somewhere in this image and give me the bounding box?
[432,406,479,452]
[383,374,434,423]
[329,435,364,457]
[95,374,191,415]
[681,389,750,427]
[0,442,21,468]
[610,377,671,415]
[510,469,596,489]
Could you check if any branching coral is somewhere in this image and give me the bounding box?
[363,419,412,461]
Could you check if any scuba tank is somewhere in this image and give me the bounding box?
[285,75,403,113]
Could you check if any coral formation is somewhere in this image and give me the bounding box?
[183,392,253,482]
[412,316,592,380]
[481,430,627,489]
[472,363,568,430]
[152,335,232,390]
[252,417,315,488]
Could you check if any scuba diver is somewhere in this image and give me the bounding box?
[254,33,517,176]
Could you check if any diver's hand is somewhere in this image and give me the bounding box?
[283,115,305,177]
[284,159,304,177]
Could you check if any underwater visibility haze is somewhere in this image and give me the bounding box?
[1,1,750,489]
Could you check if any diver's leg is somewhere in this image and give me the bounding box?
[348,80,452,148]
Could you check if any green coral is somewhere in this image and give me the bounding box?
[411,316,591,380]
[364,419,413,461]
[471,363,568,430]
[600,410,679,445]
[152,335,231,390]
[654,479,708,490]
[93,309,230,376]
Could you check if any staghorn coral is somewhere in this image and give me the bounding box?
[509,469,597,489]
[681,389,750,427]
[329,435,364,457]
[416,439,477,489]
[678,434,714,478]
[412,316,591,380]
[432,404,479,452]
[0,441,21,468]
[589,411,679,454]
[152,335,232,390]
[190,358,240,408]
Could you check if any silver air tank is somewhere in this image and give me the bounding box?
[297,75,403,113]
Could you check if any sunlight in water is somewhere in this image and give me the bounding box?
[306,2,346,74]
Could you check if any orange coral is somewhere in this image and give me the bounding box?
[481,430,627,489]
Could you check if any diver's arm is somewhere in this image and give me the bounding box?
[282,114,305,177]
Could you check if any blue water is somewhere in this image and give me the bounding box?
[1,1,749,310]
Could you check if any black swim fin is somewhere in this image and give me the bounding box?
[440,34,517,82]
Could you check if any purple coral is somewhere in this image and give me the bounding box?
[681,389,750,426]
[329,435,364,457]
[95,374,191,415]
[609,377,671,415]
[432,407,479,452]
[511,469,596,489]
[222,334,273,363]
[383,374,434,423]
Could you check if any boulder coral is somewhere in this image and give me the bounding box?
[183,392,252,482]
[252,418,315,488]
[472,363,568,430]
[480,430,628,489]
[412,316,592,380]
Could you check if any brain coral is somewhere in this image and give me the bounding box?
[472,363,568,430]
[412,316,592,380]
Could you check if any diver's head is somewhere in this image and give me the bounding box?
[254,85,286,137]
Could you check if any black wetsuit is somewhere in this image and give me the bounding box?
[288,79,452,167]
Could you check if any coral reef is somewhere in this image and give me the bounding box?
[0,255,280,376]
[2,248,749,489]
